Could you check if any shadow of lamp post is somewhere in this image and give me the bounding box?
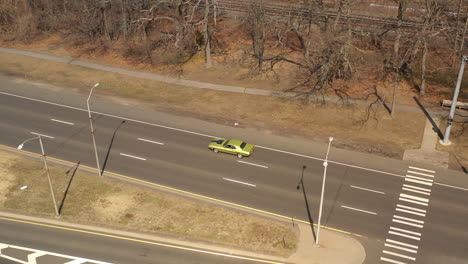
[18,135,60,217]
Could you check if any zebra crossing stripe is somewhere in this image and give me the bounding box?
[400,193,429,203]
[405,175,433,182]
[408,166,435,173]
[390,227,422,236]
[405,178,433,186]
[384,243,418,254]
[399,197,428,206]
[407,170,434,177]
[380,257,407,264]
[395,208,425,217]
[383,250,416,260]
[396,204,426,213]
[389,231,421,241]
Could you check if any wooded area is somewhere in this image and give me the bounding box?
[0,0,467,110]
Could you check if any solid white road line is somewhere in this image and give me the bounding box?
[409,166,435,173]
[138,138,164,145]
[30,132,55,139]
[222,178,256,187]
[392,219,423,228]
[394,215,424,224]
[400,193,429,203]
[402,187,430,196]
[341,205,377,215]
[397,204,426,213]
[389,231,421,241]
[405,178,433,187]
[395,208,425,217]
[383,250,416,261]
[119,153,147,161]
[380,257,407,264]
[350,185,385,194]
[386,239,419,249]
[407,170,434,178]
[405,175,433,182]
[50,118,75,125]
[390,227,422,236]
[237,160,268,169]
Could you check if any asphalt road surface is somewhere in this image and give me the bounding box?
[0,216,272,264]
[1,83,467,264]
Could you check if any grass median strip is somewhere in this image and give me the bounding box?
[0,150,297,256]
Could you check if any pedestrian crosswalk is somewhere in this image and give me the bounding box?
[380,165,436,264]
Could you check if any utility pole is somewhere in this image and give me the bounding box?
[442,55,466,145]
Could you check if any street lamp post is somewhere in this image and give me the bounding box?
[87,83,102,176]
[18,136,60,217]
[442,55,467,145]
[316,136,333,245]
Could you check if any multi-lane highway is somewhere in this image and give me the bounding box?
[1,78,467,264]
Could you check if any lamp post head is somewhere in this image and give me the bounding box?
[17,143,24,150]
[329,137,334,142]
[93,83,100,88]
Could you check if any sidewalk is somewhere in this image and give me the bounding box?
[403,117,450,169]
[0,211,366,264]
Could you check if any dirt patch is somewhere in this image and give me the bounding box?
[1,150,297,256]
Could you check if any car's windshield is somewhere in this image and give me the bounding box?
[240,142,246,149]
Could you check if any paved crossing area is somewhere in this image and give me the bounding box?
[0,243,111,264]
[380,165,436,264]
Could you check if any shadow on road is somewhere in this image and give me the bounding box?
[413,96,444,139]
[101,120,126,175]
[297,165,317,242]
[59,161,80,215]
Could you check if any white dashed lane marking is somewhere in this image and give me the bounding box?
[119,153,147,161]
[341,205,377,215]
[222,178,256,187]
[237,160,268,169]
[350,185,385,194]
[137,138,164,145]
[50,119,75,126]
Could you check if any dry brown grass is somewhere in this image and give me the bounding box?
[0,150,297,256]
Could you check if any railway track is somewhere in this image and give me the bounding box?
[214,0,465,34]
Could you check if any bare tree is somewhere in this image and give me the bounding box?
[390,0,408,117]
[246,0,269,71]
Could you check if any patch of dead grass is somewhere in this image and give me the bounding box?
[0,150,297,256]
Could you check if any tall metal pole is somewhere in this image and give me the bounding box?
[316,136,333,245]
[38,136,60,216]
[87,83,102,176]
[442,55,467,145]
